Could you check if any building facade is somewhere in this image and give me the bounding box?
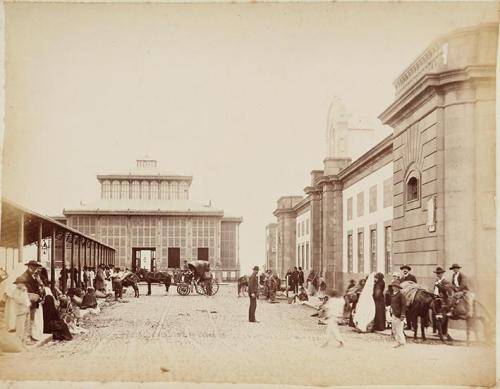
[62,159,242,281]
[269,23,496,307]
[265,223,278,273]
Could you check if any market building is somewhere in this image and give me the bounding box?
[60,158,242,281]
[269,23,496,306]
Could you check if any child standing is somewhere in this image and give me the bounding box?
[390,280,406,348]
[321,289,344,348]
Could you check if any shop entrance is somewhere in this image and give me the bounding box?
[131,247,156,272]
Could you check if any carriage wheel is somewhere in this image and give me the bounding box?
[177,283,190,296]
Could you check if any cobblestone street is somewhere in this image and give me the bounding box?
[0,284,495,387]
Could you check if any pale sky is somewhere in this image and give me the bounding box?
[2,2,497,272]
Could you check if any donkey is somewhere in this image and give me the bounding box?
[431,293,492,345]
[405,289,434,341]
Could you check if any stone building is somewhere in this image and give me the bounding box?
[61,158,242,281]
[265,223,278,273]
[270,23,496,303]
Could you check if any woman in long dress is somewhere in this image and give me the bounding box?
[372,272,386,331]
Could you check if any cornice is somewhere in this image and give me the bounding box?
[63,209,224,217]
[97,175,193,182]
[379,65,496,126]
[337,135,393,181]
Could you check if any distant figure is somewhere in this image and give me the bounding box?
[372,273,386,331]
[248,266,259,323]
[321,289,344,348]
[298,267,305,288]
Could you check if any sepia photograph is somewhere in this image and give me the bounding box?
[0,1,497,388]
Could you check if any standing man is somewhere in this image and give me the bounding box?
[17,260,44,343]
[399,265,417,283]
[390,280,406,348]
[449,263,469,291]
[298,267,305,289]
[248,266,259,323]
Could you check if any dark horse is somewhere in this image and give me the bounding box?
[121,272,140,298]
[135,268,172,295]
[405,289,434,341]
[431,293,492,345]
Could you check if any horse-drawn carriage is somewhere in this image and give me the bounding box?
[176,260,219,296]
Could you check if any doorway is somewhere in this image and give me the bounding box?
[132,247,156,272]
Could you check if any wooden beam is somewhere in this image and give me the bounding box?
[37,220,42,263]
[70,235,75,289]
[77,237,81,288]
[51,227,56,292]
[18,213,24,263]
[62,234,67,293]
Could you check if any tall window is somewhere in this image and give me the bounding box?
[370,228,377,273]
[301,245,305,268]
[131,181,140,199]
[121,181,130,199]
[160,181,169,200]
[407,177,419,201]
[385,226,392,274]
[305,243,309,269]
[141,181,149,200]
[150,181,159,200]
[297,244,300,266]
[111,181,120,199]
[102,181,111,199]
[358,232,364,273]
[347,234,353,273]
[306,219,309,234]
[171,182,179,200]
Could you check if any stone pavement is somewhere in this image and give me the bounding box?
[0,284,495,387]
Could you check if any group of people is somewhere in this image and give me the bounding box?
[60,264,132,301]
[246,262,472,349]
[2,259,137,346]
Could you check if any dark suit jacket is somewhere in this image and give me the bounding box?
[390,291,406,318]
[452,272,469,291]
[18,271,41,295]
[248,274,258,295]
[400,274,417,283]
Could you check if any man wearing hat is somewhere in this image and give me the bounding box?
[389,280,406,348]
[17,260,44,342]
[432,267,452,298]
[248,266,259,323]
[399,265,417,283]
[449,263,469,292]
[450,263,474,318]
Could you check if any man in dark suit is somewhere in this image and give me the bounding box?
[17,260,44,342]
[449,263,469,291]
[449,263,473,318]
[432,266,453,298]
[399,265,417,283]
[248,266,259,323]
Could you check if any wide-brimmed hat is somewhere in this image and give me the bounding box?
[433,266,446,274]
[25,260,41,267]
[391,280,402,288]
[449,263,462,270]
[253,266,259,271]
[400,265,411,271]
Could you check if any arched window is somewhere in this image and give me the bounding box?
[407,177,419,202]
[121,181,130,199]
[141,181,150,200]
[160,181,169,200]
[131,181,140,199]
[111,181,120,199]
[102,181,111,199]
[150,181,159,200]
